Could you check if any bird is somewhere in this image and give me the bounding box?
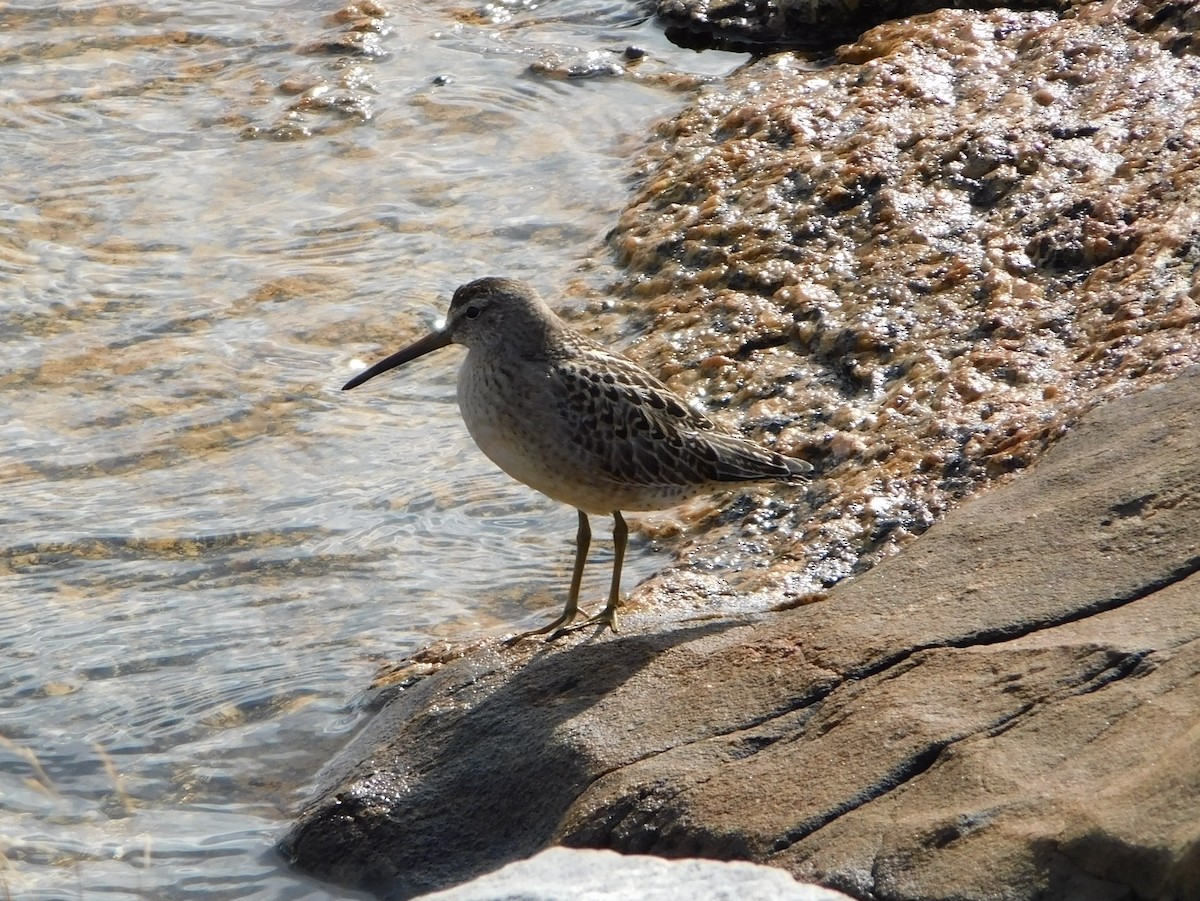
[342,277,812,641]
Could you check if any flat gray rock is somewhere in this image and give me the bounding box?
[412,848,853,901]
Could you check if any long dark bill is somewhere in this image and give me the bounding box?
[342,329,453,391]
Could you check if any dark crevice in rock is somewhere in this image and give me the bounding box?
[582,692,824,795]
[619,566,1188,783]
[771,740,951,852]
[818,555,1200,694]
[1070,649,1154,695]
[663,667,840,744]
[766,648,1152,856]
[982,651,1150,744]
[726,729,789,759]
[937,556,1200,652]
[565,780,698,853]
[735,332,792,360]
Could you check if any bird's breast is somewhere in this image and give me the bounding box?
[457,352,570,494]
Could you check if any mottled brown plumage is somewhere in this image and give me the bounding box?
[343,277,811,639]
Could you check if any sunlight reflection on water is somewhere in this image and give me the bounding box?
[0,0,748,897]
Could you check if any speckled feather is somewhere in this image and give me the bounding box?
[551,336,807,489]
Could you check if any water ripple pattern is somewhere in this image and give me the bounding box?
[0,0,746,897]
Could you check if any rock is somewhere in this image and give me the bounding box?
[655,0,1065,51]
[411,847,854,900]
[283,368,1200,899]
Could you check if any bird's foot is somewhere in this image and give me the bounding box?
[504,610,578,646]
[550,605,619,640]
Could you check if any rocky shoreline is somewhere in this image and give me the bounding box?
[283,0,1200,897]
[283,368,1200,899]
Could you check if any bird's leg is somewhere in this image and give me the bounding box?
[572,510,626,635]
[505,509,590,644]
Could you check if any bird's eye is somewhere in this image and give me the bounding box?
[465,306,480,319]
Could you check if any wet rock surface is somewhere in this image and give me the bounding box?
[285,366,1200,900]
[610,0,1200,612]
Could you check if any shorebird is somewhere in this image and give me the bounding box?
[342,277,811,640]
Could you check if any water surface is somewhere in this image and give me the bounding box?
[0,2,746,896]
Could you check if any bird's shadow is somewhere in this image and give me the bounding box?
[284,616,751,900]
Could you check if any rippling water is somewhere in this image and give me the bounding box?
[0,2,746,896]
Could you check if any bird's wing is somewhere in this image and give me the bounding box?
[552,341,807,487]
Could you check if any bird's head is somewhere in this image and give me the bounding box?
[342,277,558,391]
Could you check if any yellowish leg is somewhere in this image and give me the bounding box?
[574,510,626,635]
[505,510,590,644]
[602,510,628,632]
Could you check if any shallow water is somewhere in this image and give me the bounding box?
[0,2,747,896]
